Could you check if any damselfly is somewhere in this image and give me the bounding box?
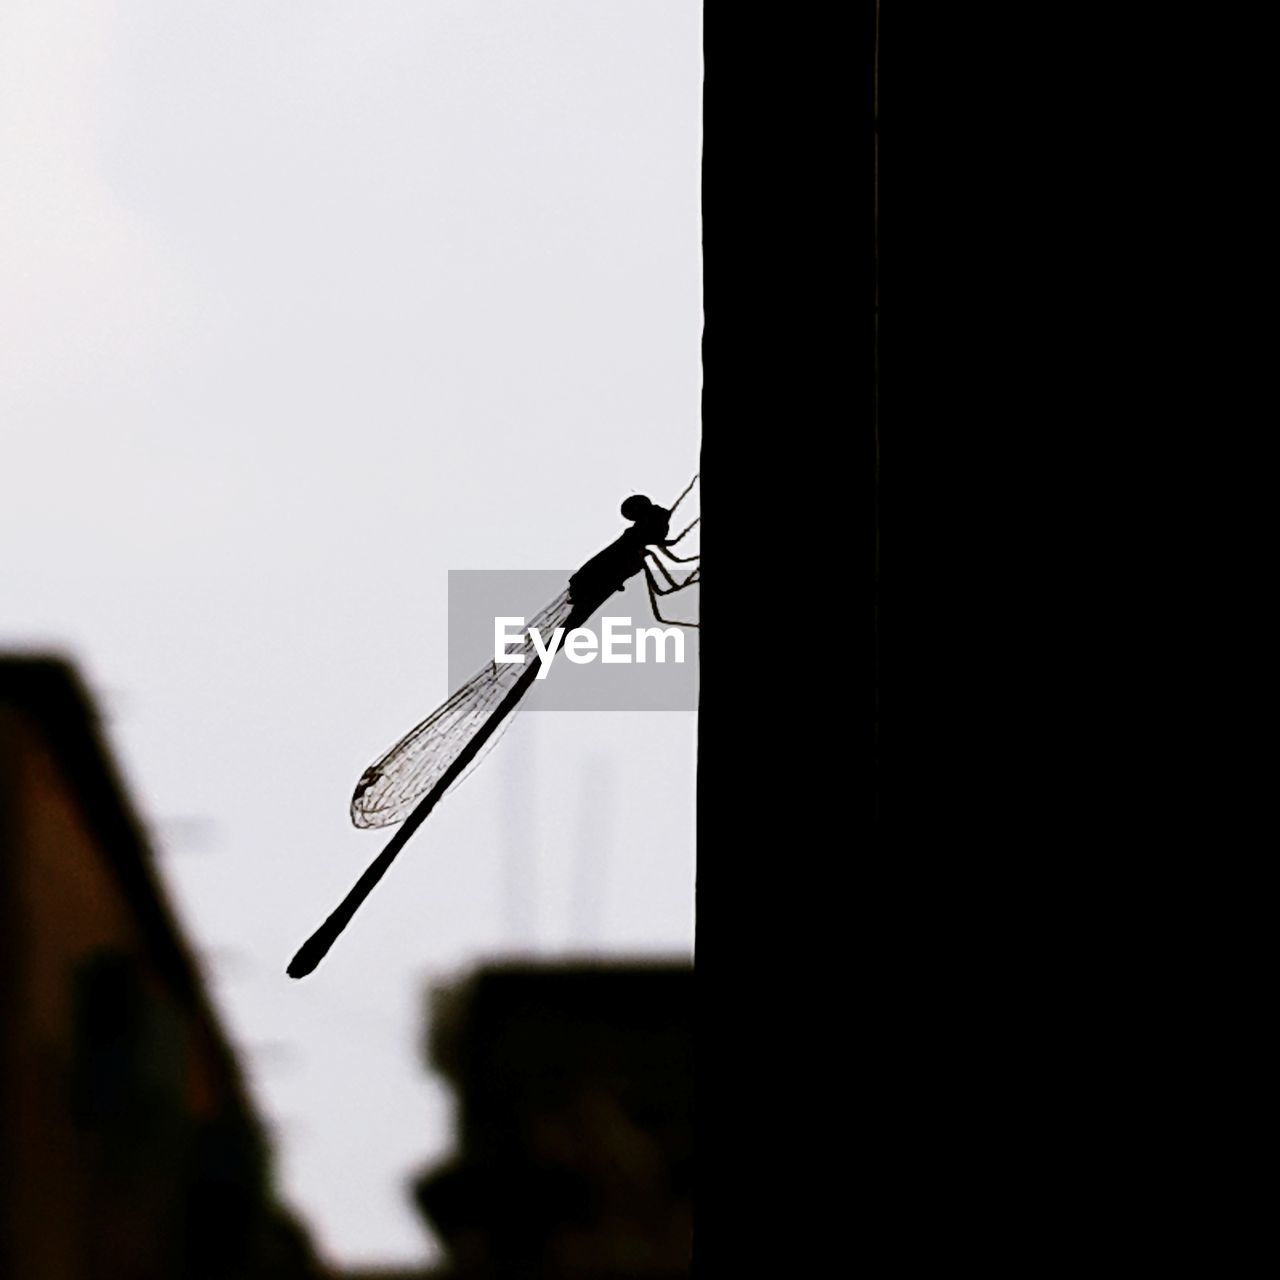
[286,474,700,978]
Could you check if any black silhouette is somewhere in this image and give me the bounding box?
[414,960,693,1279]
[287,478,700,979]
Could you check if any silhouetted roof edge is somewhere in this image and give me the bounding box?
[0,653,266,1148]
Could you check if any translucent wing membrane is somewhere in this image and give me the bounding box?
[350,589,574,829]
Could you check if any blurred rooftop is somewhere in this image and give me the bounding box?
[0,654,324,1280]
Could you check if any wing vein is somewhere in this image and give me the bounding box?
[349,589,573,828]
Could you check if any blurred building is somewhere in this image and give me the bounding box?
[414,961,693,1280]
[0,656,322,1280]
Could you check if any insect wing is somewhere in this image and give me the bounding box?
[350,589,573,828]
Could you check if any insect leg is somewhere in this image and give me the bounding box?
[667,515,701,547]
[644,563,700,629]
[669,472,699,514]
[646,555,700,592]
[657,541,700,564]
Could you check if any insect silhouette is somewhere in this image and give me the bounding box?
[287,474,699,977]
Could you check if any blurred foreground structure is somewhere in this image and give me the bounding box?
[0,656,693,1280]
[415,961,693,1280]
[0,657,322,1280]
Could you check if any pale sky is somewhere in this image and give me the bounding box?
[0,2,701,1267]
